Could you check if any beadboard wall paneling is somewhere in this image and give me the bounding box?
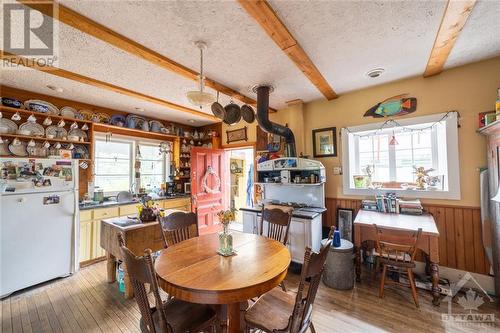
[324,197,490,275]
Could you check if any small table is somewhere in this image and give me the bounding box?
[353,210,441,305]
[101,210,180,298]
[155,232,291,333]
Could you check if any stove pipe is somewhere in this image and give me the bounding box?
[255,85,297,157]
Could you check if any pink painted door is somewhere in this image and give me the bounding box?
[191,147,226,235]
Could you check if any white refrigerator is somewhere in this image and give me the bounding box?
[0,158,79,298]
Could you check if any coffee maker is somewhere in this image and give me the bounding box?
[166,182,175,197]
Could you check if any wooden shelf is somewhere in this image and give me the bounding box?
[0,155,91,161]
[0,133,91,145]
[93,123,179,141]
[0,105,93,124]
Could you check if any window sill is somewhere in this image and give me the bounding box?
[342,187,460,200]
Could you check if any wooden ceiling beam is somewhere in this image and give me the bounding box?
[424,0,477,77]
[1,52,219,121]
[238,0,338,100]
[17,0,275,111]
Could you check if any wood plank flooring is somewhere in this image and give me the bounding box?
[1,261,499,333]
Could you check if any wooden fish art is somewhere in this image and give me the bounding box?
[364,94,417,118]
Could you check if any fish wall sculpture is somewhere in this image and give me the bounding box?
[364,94,417,118]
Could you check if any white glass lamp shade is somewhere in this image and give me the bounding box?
[186,90,216,107]
[491,186,500,202]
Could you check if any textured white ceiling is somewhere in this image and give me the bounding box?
[268,0,447,94]
[58,0,322,108]
[0,68,214,126]
[445,0,500,69]
[2,0,498,126]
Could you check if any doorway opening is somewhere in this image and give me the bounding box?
[226,147,255,230]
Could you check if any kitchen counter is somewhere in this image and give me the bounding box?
[239,206,326,219]
[79,195,190,211]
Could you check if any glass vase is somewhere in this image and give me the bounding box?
[218,224,233,256]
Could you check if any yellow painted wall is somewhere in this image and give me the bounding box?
[303,57,500,207]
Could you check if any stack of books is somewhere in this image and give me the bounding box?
[375,193,399,213]
[361,199,378,211]
[398,199,424,215]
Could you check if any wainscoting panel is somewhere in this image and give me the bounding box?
[324,198,490,275]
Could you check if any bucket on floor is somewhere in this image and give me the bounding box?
[117,263,125,293]
[321,238,355,290]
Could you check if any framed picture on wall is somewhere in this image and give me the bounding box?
[226,127,248,143]
[313,127,337,157]
[337,208,354,242]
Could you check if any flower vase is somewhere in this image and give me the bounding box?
[218,224,233,256]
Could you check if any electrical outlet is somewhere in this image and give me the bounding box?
[333,166,342,175]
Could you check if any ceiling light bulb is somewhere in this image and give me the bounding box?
[366,68,385,78]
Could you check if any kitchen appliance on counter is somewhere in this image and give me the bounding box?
[0,158,79,298]
[242,157,326,263]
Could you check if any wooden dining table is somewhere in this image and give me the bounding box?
[154,232,291,333]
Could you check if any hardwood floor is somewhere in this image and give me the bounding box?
[1,261,499,333]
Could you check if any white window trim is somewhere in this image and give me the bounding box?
[341,112,460,200]
[94,134,172,195]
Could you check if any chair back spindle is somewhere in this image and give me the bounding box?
[260,205,293,245]
[373,224,422,263]
[158,212,199,248]
[289,227,334,333]
[118,234,170,333]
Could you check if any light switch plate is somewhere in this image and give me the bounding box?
[333,166,342,175]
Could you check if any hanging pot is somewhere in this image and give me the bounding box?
[241,104,255,123]
[211,92,226,120]
[224,102,241,125]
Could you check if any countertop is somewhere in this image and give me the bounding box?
[101,208,183,230]
[79,195,190,211]
[239,206,326,219]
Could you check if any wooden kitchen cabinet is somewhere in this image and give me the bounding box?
[79,220,93,262]
[79,198,192,265]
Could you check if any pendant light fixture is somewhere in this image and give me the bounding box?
[389,130,398,146]
[186,41,216,108]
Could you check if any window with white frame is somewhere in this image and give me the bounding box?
[342,112,460,199]
[138,144,167,191]
[94,136,171,195]
[94,139,133,193]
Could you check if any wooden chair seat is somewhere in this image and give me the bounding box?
[143,298,216,333]
[244,288,295,332]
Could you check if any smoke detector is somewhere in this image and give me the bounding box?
[366,68,385,78]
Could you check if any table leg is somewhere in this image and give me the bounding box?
[355,245,361,282]
[228,302,243,333]
[430,262,440,306]
[106,252,116,283]
[217,305,228,333]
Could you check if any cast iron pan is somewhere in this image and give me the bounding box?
[211,92,226,120]
[224,103,241,125]
[241,104,255,123]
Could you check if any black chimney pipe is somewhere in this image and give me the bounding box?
[255,85,297,157]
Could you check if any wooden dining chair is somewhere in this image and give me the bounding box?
[373,224,422,307]
[260,204,294,291]
[158,211,199,248]
[244,228,334,333]
[117,234,217,333]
